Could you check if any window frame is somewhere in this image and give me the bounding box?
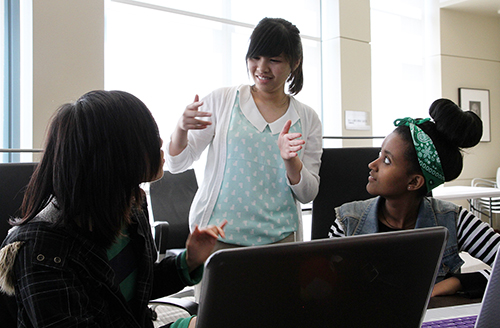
[2,0,21,163]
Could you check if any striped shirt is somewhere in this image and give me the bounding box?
[329,207,500,279]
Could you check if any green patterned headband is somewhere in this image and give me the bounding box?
[394,117,445,192]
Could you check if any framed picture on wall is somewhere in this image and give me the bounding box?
[459,88,490,142]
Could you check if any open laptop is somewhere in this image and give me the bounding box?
[196,227,448,328]
[423,245,500,327]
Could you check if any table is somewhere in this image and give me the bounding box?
[424,294,482,323]
[432,186,500,225]
[432,186,500,201]
[424,302,481,322]
[427,294,481,309]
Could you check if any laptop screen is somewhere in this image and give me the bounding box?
[196,227,447,328]
[475,246,500,327]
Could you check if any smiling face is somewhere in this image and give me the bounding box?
[366,132,421,198]
[247,54,293,95]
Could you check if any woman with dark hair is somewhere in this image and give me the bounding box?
[167,17,322,249]
[329,98,500,297]
[0,90,225,328]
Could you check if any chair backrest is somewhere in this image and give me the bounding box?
[496,167,500,188]
[0,163,37,328]
[149,169,198,250]
[0,162,38,241]
[311,147,380,240]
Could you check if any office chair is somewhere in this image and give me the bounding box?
[470,167,500,226]
[148,169,200,321]
[0,162,38,241]
[149,169,198,258]
[311,147,380,239]
[0,162,38,327]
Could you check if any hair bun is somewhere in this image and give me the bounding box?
[429,98,482,148]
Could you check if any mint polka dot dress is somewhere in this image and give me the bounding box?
[209,92,302,246]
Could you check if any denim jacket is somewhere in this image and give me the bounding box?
[335,196,464,281]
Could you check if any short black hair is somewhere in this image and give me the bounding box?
[246,17,304,95]
[19,90,162,248]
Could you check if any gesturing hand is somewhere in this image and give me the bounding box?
[178,95,212,132]
[185,220,227,272]
[278,119,305,160]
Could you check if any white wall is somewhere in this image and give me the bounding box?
[440,9,500,185]
[32,0,104,153]
[322,0,372,148]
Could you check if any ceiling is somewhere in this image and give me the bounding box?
[440,0,500,17]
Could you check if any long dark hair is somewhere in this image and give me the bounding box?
[246,17,304,95]
[17,90,162,248]
[395,98,482,196]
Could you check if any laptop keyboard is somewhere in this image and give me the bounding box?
[421,315,477,327]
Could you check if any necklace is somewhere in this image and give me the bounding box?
[379,207,416,230]
[250,85,289,110]
[379,209,399,229]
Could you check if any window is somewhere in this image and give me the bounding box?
[1,0,32,163]
[0,2,5,158]
[105,0,440,153]
[105,0,322,176]
[1,0,19,163]
[370,0,440,144]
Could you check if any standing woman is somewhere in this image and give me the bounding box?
[0,90,225,328]
[167,18,322,247]
[329,98,500,297]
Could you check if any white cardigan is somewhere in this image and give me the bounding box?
[166,85,323,239]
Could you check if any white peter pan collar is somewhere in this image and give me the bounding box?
[238,85,300,135]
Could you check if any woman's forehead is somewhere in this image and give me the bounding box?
[382,132,407,156]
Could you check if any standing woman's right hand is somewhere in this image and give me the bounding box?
[178,95,212,131]
[169,95,212,156]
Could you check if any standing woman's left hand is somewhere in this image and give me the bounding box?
[278,120,305,185]
[185,220,227,272]
[278,120,305,160]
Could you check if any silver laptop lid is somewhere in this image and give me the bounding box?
[476,245,500,328]
[196,227,448,328]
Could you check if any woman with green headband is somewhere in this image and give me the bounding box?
[329,98,500,297]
